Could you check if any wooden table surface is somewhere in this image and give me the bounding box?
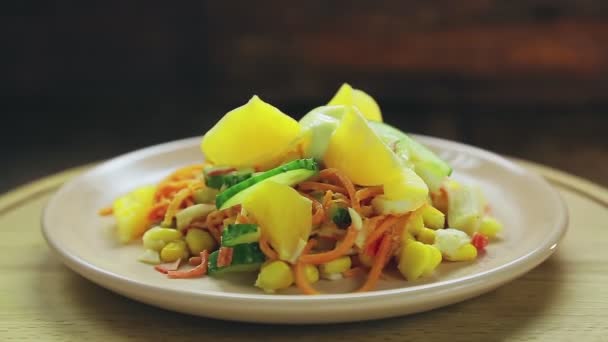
[2,160,607,341]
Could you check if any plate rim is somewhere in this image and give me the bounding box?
[41,134,568,305]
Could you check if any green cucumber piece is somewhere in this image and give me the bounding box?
[207,243,266,276]
[216,158,319,210]
[222,168,254,188]
[222,224,261,246]
[204,166,254,190]
[369,121,452,192]
[175,204,215,230]
[204,166,236,189]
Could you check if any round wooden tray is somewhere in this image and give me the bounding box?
[1,160,607,341]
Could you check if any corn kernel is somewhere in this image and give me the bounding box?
[406,213,424,236]
[422,245,442,276]
[398,240,431,281]
[185,229,217,255]
[142,226,183,251]
[417,227,436,244]
[421,204,445,229]
[304,264,320,284]
[160,240,188,262]
[255,260,294,293]
[320,256,352,275]
[478,216,503,238]
[446,243,477,261]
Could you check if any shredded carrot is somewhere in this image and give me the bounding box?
[355,186,384,204]
[363,215,399,252]
[154,164,205,200]
[320,168,360,212]
[154,258,182,274]
[299,224,358,265]
[322,190,334,209]
[343,266,365,278]
[235,213,249,224]
[156,180,191,199]
[148,201,170,221]
[217,247,234,267]
[188,256,202,266]
[168,251,209,279]
[357,233,392,292]
[299,192,326,225]
[259,233,278,260]
[294,240,320,295]
[298,182,347,195]
[389,214,411,252]
[161,188,192,227]
[98,206,113,216]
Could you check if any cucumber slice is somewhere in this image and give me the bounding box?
[204,167,254,190]
[223,169,254,188]
[368,121,452,192]
[204,166,236,189]
[216,158,319,210]
[207,243,266,276]
[222,224,261,246]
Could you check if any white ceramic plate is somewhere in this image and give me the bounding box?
[42,135,567,324]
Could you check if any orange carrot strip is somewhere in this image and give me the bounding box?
[148,201,170,221]
[161,188,191,227]
[188,256,202,266]
[294,240,320,295]
[155,164,204,200]
[322,190,334,210]
[343,266,365,278]
[363,216,399,252]
[298,182,347,194]
[355,186,384,204]
[357,234,392,292]
[299,192,326,226]
[259,233,278,261]
[98,206,113,216]
[299,224,358,265]
[154,258,182,274]
[320,168,359,212]
[235,213,249,224]
[168,251,209,279]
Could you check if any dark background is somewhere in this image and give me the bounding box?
[4,1,608,192]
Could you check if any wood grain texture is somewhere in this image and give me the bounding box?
[1,163,607,341]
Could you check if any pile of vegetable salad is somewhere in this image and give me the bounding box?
[100,83,503,294]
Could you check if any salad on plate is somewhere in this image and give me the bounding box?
[99,83,503,294]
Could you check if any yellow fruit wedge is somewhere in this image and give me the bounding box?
[324,108,402,186]
[397,240,431,281]
[371,168,429,215]
[243,181,312,263]
[113,185,156,243]
[328,83,383,122]
[201,95,300,168]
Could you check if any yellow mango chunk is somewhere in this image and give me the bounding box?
[201,95,300,168]
[113,185,156,243]
[328,83,383,122]
[324,108,402,186]
[372,168,428,214]
[243,181,312,262]
[398,240,431,281]
[422,245,442,276]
